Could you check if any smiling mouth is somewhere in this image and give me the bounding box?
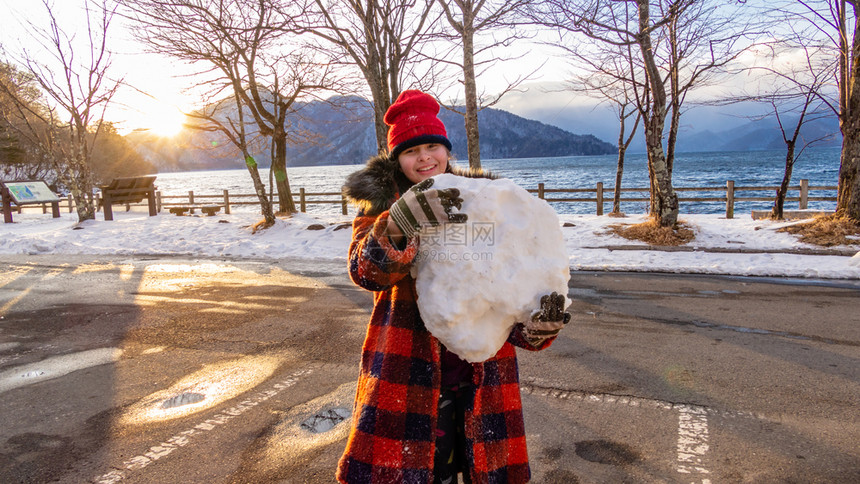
[417,165,437,173]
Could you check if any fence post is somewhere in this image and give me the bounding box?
[726,180,735,219]
[538,183,545,199]
[188,190,195,214]
[67,196,74,213]
[156,191,162,212]
[596,182,604,216]
[800,179,808,209]
[1,186,12,223]
[300,188,307,212]
[223,189,231,214]
[342,193,348,215]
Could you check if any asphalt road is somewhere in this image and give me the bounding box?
[0,254,857,483]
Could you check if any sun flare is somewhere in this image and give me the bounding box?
[144,105,187,138]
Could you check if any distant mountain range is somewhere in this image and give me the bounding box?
[673,115,841,152]
[125,96,617,171]
[125,93,843,173]
[499,85,843,154]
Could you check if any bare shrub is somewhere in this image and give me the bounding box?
[606,218,695,246]
[777,214,860,247]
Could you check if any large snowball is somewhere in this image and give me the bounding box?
[414,173,571,362]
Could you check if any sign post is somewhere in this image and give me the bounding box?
[0,180,61,223]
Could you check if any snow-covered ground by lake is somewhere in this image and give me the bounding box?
[2,209,858,279]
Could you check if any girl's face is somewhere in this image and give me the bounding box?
[397,143,449,184]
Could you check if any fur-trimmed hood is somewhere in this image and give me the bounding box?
[342,154,497,216]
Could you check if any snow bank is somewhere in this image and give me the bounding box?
[414,174,571,362]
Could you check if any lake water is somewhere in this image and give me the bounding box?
[154,147,842,217]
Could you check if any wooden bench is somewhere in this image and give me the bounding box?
[99,176,157,221]
[1,180,61,223]
[168,205,223,216]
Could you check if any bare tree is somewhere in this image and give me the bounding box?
[539,1,643,215]
[720,41,838,219]
[531,1,748,227]
[121,0,335,215]
[434,0,533,169]
[565,71,642,215]
[603,83,642,215]
[769,96,835,220]
[1,0,121,222]
[773,0,860,222]
[308,0,437,154]
[187,89,277,225]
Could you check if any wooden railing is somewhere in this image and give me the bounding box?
[532,179,837,218]
[11,179,838,219]
[156,187,350,215]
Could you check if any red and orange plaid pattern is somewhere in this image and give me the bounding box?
[337,209,553,484]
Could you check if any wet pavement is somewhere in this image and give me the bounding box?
[0,254,857,483]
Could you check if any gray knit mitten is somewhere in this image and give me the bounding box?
[523,292,571,347]
[388,178,467,239]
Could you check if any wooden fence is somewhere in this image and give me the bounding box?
[9,179,838,219]
[532,179,837,218]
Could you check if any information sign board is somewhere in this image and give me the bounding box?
[1,180,61,223]
[2,180,60,203]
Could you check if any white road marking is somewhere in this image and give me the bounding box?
[92,366,316,484]
[522,379,716,482]
[676,404,711,480]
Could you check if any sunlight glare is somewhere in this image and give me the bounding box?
[144,105,188,138]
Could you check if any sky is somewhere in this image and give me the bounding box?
[2,208,858,280]
[0,1,826,146]
[0,0,716,141]
[0,0,203,136]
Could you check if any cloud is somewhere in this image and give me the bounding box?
[498,82,768,153]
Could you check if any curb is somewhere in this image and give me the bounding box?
[582,245,858,257]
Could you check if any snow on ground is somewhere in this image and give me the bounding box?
[1,208,859,279]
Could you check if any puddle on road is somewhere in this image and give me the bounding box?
[161,392,206,409]
[575,440,639,465]
[234,381,355,480]
[300,407,351,433]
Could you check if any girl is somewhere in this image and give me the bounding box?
[338,90,570,484]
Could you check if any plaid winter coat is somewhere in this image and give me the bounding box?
[337,155,556,484]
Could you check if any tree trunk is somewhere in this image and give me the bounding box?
[637,0,678,227]
[836,1,860,221]
[837,129,860,220]
[365,48,391,154]
[243,153,274,224]
[373,100,389,155]
[272,132,296,214]
[71,186,95,222]
[613,116,626,214]
[644,119,679,226]
[772,142,795,220]
[369,83,392,155]
[70,136,96,222]
[462,14,481,170]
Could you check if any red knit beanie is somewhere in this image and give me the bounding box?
[384,90,452,160]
